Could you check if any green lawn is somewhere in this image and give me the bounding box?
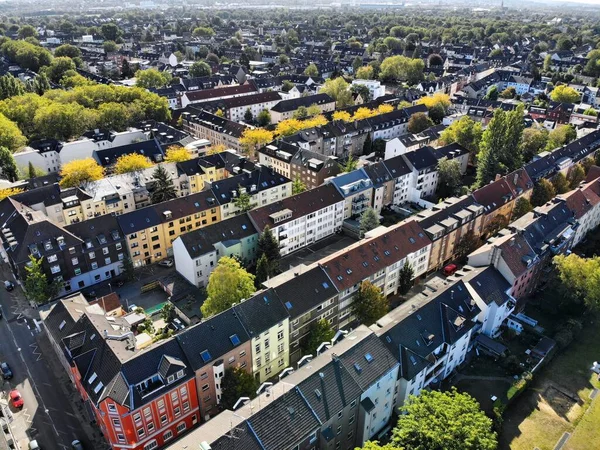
[565,393,600,450]
[499,319,600,450]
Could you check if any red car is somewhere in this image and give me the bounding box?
[9,389,23,408]
[443,264,458,276]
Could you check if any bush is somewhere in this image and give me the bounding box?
[554,327,573,348]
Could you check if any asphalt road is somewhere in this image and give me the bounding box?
[0,282,92,450]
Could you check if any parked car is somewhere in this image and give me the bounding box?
[158,259,174,268]
[1,362,13,380]
[28,440,40,450]
[172,318,185,331]
[442,264,458,276]
[9,390,23,408]
[71,440,84,450]
[128,304,138,313]
[4,281,14,291]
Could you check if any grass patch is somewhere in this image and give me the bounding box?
[565,392,600,450]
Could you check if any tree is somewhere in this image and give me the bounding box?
[189,61,212,78]
[201,257,255,318]
[583,107,597,117]
[551,172,570,194]
[292,178,307,195]
[360,208,379,234]
[121,257,135,281]
[531,179,556,207]
[554,254,600,312]
[220,366,258,410]
[114,153,153,174]
[439,116,483,157]
[151,165,177,204]
[103,41,118,54]
[135,69,171,89]
[546,125,577,151]
[33,102,94,141]
[165,146,192,163]
[101,23,121,41]
[1,40,52,72]
[0,146,18,181]
[306,104,322,117]
[342,155,358,173]
[28,162,36,179]
[0,187,23,201]
[278,54,290,65]
[428,54,444,67]
[0,74,25,100]
[192,27,215,37]
[512,197,533,220]
[333,111,352,122]
[521,127,549,162]
[485,214,509,237]
[550,85,580,103]
[31,72,50,95]
[54,44,81,59]
[373,138,386,159]
[350,84,371,103]
[455,231,480,263]
[485,85,499,101]
[121,59,135,79]
[24,255,59,304]
[281,80,295,92]
[568,164,585,188]
[499,86,516,99]
[255,254,272,287]
[407,112,433,134]
[239,128,274,156]
[302,318,335,356]
[304,63,319,77]
[207,144,226,155]
[206,53,220,65]
[437,157,462,199]
[233,188,256,214]
[257,226,280,263]
[320,77,353,108]
[352,281,388,326]
[244,108,253,122]
[398,262,415,295]
[59,158,105,188]
[355,65,375,80]
[392,389,497,450]
[257,109,271,127]
[160,302,174,323]
[0,113,26,151]
[18,25,38,39]
[379,55,424,85]
[362,133,373,155]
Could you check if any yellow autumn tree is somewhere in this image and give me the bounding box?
[59,158,105,188]
[165,145,193,163]
[333,111,352,122]
[275,119,305,137]
[206,144,226,155]
[0,187,24,201]
[352,107,377,121]
[114,153,153,174]
[304,115,328,128]
[239,128,274,155]
[417,92,451,110]
[376,104,394,114]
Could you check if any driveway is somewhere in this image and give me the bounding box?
[279,234,359,271]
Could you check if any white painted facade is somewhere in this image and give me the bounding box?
[351,79,386,100]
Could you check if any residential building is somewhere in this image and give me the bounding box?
[351,79,386,100]
[382,155,413,206]
[328,169,374,219]
[363,162,394,213]
[269,94,336,123]
[180,84,257,108]
[181,110,250,153]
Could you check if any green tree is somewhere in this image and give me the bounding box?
[1,39,52,72]
[583,107,597,117]
[101,23,121,41]
[352,280,388,326]
[320,77,353,108]
[531,179,556,207]
[302,318,335,356]
[18,25,38,39]
[160,302,174,323]
[363,133,373,155]
[121,257,135,281]
[33,102,94,141]
[360,208,380,235]
[0,146,18,181]
[255,254,272,288]
[551,172,570,194]
[257,109,271,127]
[192,27,216,37]
[550,85,580,103]
[546,125,577,151]
[28,161,36,179]
[281,80,295,92]
[379,55,424,85]
[439,116,483,157]
[521,127,549,162]
[392,388,497,450]
[31,72,50,95]
[437,157,462,199]
[304,63,319,77]
[342,155,358,173]
[407,112,433,134]
[233,188,257,214]
[189,60,212,78]
[220,366,258,410]
[512,197,533,220]
[568,164,585,188]
[350,84,371,103]
[257,226,280,264]
[499,86,516,99]
[121,59,135,78]
[356,65,375,80]
[201,257,255,318]
[244,108,253,122]
[135,69,172,89]
[485,85,499,101]
[0,74,25,100]
[150,165,177,204]
[398,262,415,295]
[54,44,81,59]
[103,40,118,54]
[455,231,480,263]
[292,177,307,195]
[484,214,509,237]
[24,255,59,303]
[0,113,26,151]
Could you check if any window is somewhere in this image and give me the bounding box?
[177,422,186,433]
[202,384,209,391]
[174,406,181,416]
[183,401,190,412]
[117,434,125,443]
[144,440,157,450]
[107,403,117,414]
[160,414,167,425]
[239,350,246,357]
[255,343,261,354]
[137,428,145,438]
[133,413,142,424]
[255,356,261,368]
[164,430,173,441]
[277,330,284,340]
[265,367,272,375]
[91,262,98,270]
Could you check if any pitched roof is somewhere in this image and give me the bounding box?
[233,289,289,337]
[270,93,334,113]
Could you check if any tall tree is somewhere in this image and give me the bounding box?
[362,133,373,155]
[0,146,18,182]
[0,113,26,151]
[302,318,335,356]
[319,77,353,108]
[201,257,255,318]
[438,116,483,157]
[360,208,380,235]
[28,161,36,179]
[304,63,319,77]
[59,158,105,188]
[257,109,271,127]
[407,112,434,134]
[521,127,549,162]
[398,262,414,295]
[531,179,556,207]
[392,389,497,450]
[255,254,272,288]
[455,231,480,263]
[436,157,462,199]
[352,281,388,326]
[121,257,135,281]
[220,366,258,410]
[292,178,307,195]
[24,255,59,304]
[189,61,212,78]
[233,188,256,214]
[567,164,585,188]
[150,165,177,204]
[554,254,600,312]
[512,197,533,220]
[257,226,280,264]
[114,153,153,174]
[550,85,580,103]
[551,172,570,194]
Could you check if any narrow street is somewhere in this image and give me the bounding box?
[0,264,98,450]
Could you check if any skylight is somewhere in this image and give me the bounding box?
[285,301,293,310]
[200,350,212,363]
[364,353,374,363]
[230,335,240,346]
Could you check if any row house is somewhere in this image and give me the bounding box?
[382,154,413,206]
[199,91,283,122]
[210,166,292,219]
[416,195,486,272]
[181,110,250,153]
[43,301,200,450]
[179,83,257,108]
[172,214,259,288]
[321,220,432,327]
[363,162,394,214]
[351,79,386,100]
[562,169,600,246]
[368,105,429,142]
[116,190,222,267]
[170,326,399,450]
[328,169,374,219]
[269,93,336,123]
[247,184,345,256]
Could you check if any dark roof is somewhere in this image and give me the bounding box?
[270,93,334,113]
[402,146,438,171]
[382,154,412,178]
[183,84,257,102]
[363,162,392,187]
[233,289,289,337]
[467,267,511,306]
[13,183,62,207]
[93,139,164,167]
[210,167,290,205]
